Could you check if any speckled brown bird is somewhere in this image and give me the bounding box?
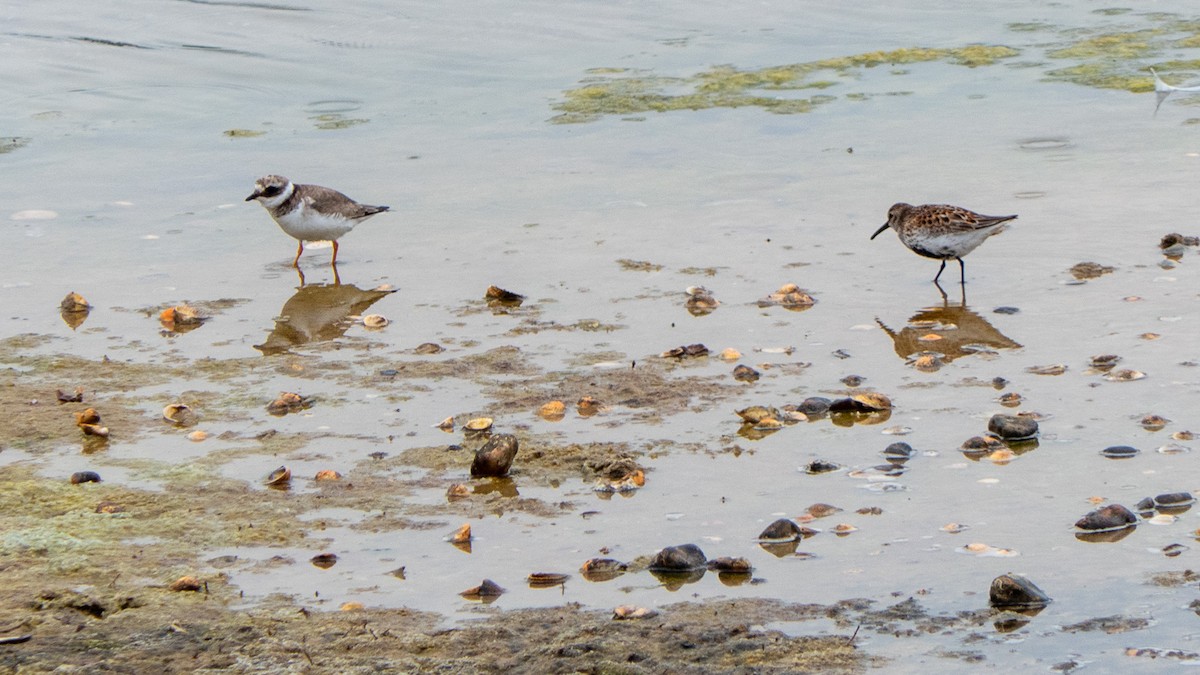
[871,203,1017,284]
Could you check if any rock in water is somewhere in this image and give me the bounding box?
[989,574,1051,609]
[987,414,1039,440]
[470,434,519,477]
[648,544,707,572]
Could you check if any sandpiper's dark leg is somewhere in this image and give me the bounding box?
[957,258,966,285]
[933,259,948,283]
[331,240,340,267]
[292,241,304,267]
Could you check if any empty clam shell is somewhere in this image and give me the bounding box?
[264,466,291,487]
[447,522,472,544]
[80,423,109,438]
[434,416,454,431]
[612,605,658,620]
[169,576,203,592]
[538,401,566,420]
[314,470,342,481]
[446,483,470,499]
[162,403,196,425]
[361,314,389,328]
[340,602,364,611]
[527,572,569,587]
[460,579,505,599]
[463,417,493,433]
[1105,369,1145,382]
[75,408,101,426]
[310,553,338,569]
[60,292,91,313]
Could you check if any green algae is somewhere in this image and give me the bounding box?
[551,45,1019,123]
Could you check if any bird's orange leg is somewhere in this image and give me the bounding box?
[292,241,304,267]
[331,240,340,267]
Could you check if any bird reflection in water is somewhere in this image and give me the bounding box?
[255,280,396,355]
[876,292,1020,369]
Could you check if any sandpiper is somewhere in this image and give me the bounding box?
[246,175,390,267]
[871,203,1016,284]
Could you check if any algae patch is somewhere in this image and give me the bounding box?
[550,45,1020,123]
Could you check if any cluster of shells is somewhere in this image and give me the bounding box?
[680,283,815,317]
[734,392,892,438]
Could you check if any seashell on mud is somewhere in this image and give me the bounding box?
[1163,543,1188,557]
[881,442,915,462]
[613,605,659,620]
[314,470,342,481]
[961,435,1006,453]
[1105,369,1145,382]
[75,408,101,426]
[761,283,816,309]
[1025,364,1067,376]
[661,343,709,359]
[463,417,494,433]
[684,287,719,315]
[57,387,84,404]
[186,430,208,442]
[648,544,707,572]
[95,500,125,514]
[446,483,471,499]
[527,572,569,588]
[732,364,760,382]
[434,416,454,431]
[958,542,1018,557]
[485,286,525,306]
[309,553,338,569]
[719,348,742,360]
[70,471,101,484]
[576,396,602,415]
[264,466,291,487]
[988,414,1038,440]
[361,314,389,328]
[594,468,644,493]
[580,558,628,582]
[60,292,91,313]
[79,423,110,438]
[470,433,518,478]
[1140,414,1170,430]
[1157,443,1191,455]
[758,518,805,542]
[266,392,310,415]
[805,503,843,519]
[795,397,832,416]
[537,401,566,420]
[707,556,752,574]
[169,576,203,592]
[159,304,205,326]
[909,353,943,371]
[447,523,472,544]
[831,523,858,536]
[1099,445,1139,459]
[989,574,1052,609]
[941,522,969,534]
[830,392,892,412]
[804,459,841,475]
[998,392,1022,407]
[339,602,364,611]
[1173,430,1195,441]
[735,406,779,424]
[162,403,197,426]
[840,375,864,387]
[1075,504,1138,532]
[414,342,445,354]
[460,579,505,599]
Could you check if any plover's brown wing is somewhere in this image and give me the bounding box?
[933,206,1017,232]
[302,184,389,220]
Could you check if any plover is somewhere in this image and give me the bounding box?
[871,203,1016,284]
[246,175,390,267]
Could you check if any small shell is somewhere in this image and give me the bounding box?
[264,466,292,487]
[95,500,125,514]
[314,470,342,481]
[70,471,101,484]
[612,605,658,620]
[80,423,110,438]
[168,576,203,592]
[527,572,570,587]
[310,553,338,569]
[186,430,208,442]
[1025,364,1067,376]
[362,314,389,329]
[60,292,91,313]
[851,392,892,411]
[463,417,493,433]
[339,602,364,611]
[446,483,471,499]
[719,348,742,360]
[460,579,505,599]
[831,523,858,535]
[1105,369,1145,382]
[162,403,198,426]
[538,401,566,420]
[576,396,602,415]
[941,522,969,534]
[735,406,779,424]
[1173,430,1195,441]
[75,408,101,426]
[1140,414,1170,430]
[448,522,472,544]
[434,416,455,431]
[160,304,204,325]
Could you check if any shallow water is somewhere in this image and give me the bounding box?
[6,1,1200,670]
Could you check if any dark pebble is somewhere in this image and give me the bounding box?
[795,397,832,415]
[1099,445,1139,459]
[987,414,1039,440]
[991,377,1008,389]
[470,434,519,478]
[804,459,841,475]
[732,364,760,382]
[989,574,1051,609]
[1075,504,1138,531]
[379,369,398,377]
[706,556,752,574]
[758,518,803,542]
[882,442,915,462]
[70,471,101,484]
[840,375,864,387]
[648,543,707,572]
[310,553,338,569]
[993,306,1020,315]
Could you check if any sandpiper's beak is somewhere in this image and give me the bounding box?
[870,223,890,240]
[245,190,261,202]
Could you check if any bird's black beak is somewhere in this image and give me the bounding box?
[245,190,261,202]
[870,223,890,240]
